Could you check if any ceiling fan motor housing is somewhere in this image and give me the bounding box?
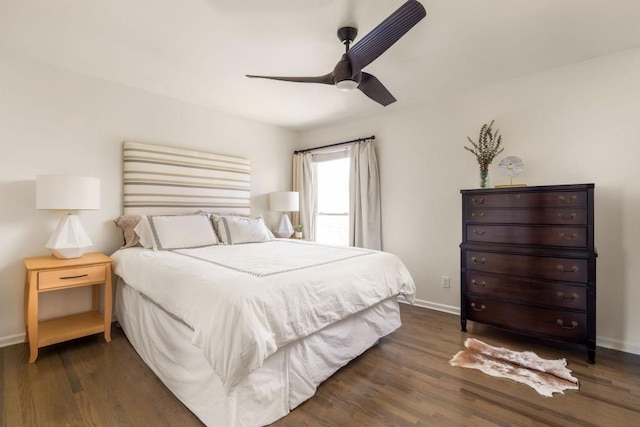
[334,54,361,90]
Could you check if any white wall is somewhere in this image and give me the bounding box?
[300,48,640,355]
[0,53,297,347]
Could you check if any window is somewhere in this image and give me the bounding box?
[314,156,349,245]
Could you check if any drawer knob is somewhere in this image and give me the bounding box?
[60,274,89,280]
[470,212,486,218]
[558,232,578,240]
[471,302,486,312]
[558,213,577,220]
[471,257,486,265]
[557,264,579,273]
[557,291,579,301]
[472,229,486,236]
[559,195,578,204]
[471,197,485,205]
[557,319,579,329]
[471,279,486,288]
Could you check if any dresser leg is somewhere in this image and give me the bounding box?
[461,319,467,332]
[587,343,596,364]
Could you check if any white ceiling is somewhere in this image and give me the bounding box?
[2,0,640,131]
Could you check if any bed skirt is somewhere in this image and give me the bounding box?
[115,278,402,427]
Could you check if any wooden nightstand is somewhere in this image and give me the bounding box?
[24,252,113,363]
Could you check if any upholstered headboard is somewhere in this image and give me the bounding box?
[123,141,251,215]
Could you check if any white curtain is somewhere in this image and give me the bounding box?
[349,141,381,250]
[292,153,315,240]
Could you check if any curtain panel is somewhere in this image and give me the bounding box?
[292,153,315,240]
[349,141,381,250]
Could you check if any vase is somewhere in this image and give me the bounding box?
[479,169,490,189]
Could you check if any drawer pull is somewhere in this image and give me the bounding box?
[471,212,486,218]
[59,274,89,280]
[558,195,578,204]
[472,229,486,236]
[558,232,578,240]
[471,279,486,288]
[557,264,579,273]
[557,291,579,301]
[471,197,485,205]
[471,257,486,265]
[471,303,486,312]
[558,213,577,220]
[557,319,579,329]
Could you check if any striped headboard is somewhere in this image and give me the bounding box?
[123,141,251,215]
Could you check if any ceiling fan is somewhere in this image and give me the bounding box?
[246,0,426,106]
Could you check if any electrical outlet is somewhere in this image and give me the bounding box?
[442,276,450,288]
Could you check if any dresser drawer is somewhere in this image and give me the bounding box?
[466,273,587,310]
[465,190,588,209]
[466,251,588,283]
[466,225,587,247]
[38,265,106,291]
[466,297,587,342]
[465,208,587,225]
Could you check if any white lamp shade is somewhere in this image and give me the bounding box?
[36,175,100,210]
[269,191,299,212]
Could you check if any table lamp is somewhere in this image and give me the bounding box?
[36,175,101,259]
[269,191,299,238]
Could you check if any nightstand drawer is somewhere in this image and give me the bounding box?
[38,265,106,291]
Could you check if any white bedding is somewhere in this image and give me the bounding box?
[115,279,402,426]
[111,240,415,393]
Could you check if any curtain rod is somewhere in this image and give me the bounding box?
[294,135,375,155]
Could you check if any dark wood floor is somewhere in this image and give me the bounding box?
[2,304,639,426]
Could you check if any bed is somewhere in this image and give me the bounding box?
[112,142,415,426]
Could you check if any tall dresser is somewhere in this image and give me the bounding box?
[460,184,596,363]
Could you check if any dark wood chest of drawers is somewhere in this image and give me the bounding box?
[460,184,597,363]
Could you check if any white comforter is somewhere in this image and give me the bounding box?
[111,240,415,393]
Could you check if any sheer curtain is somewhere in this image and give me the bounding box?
[349,141,381,250]
[292,152,315,240]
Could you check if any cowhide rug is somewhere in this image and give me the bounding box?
[449,338,579,397]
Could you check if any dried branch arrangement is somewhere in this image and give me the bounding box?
[464,120,504,171]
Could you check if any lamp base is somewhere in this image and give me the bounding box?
[274,213,294,238]
[46,214,93,259]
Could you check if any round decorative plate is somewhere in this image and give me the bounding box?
[498,156,524,178]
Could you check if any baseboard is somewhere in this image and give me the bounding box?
[0,332,26,349]
[398,295,460,316]
[595,336,640,355]
[399,297,640,356]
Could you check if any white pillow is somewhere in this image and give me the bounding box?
[207,213,276,240]
[147,214,219,250]
[214,215,273,244]
[133,215,156,249]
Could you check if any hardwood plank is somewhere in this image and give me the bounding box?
[2,304,639,426]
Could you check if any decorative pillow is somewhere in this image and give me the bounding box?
[213,215,273,245]
[206,212,276,240]
[147,214,220,250]
[113,215,142,248]
[133,215,156,249]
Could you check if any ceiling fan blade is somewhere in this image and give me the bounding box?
[348,0,426,76]
[357,72,396,106]
[246,74,334,85]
